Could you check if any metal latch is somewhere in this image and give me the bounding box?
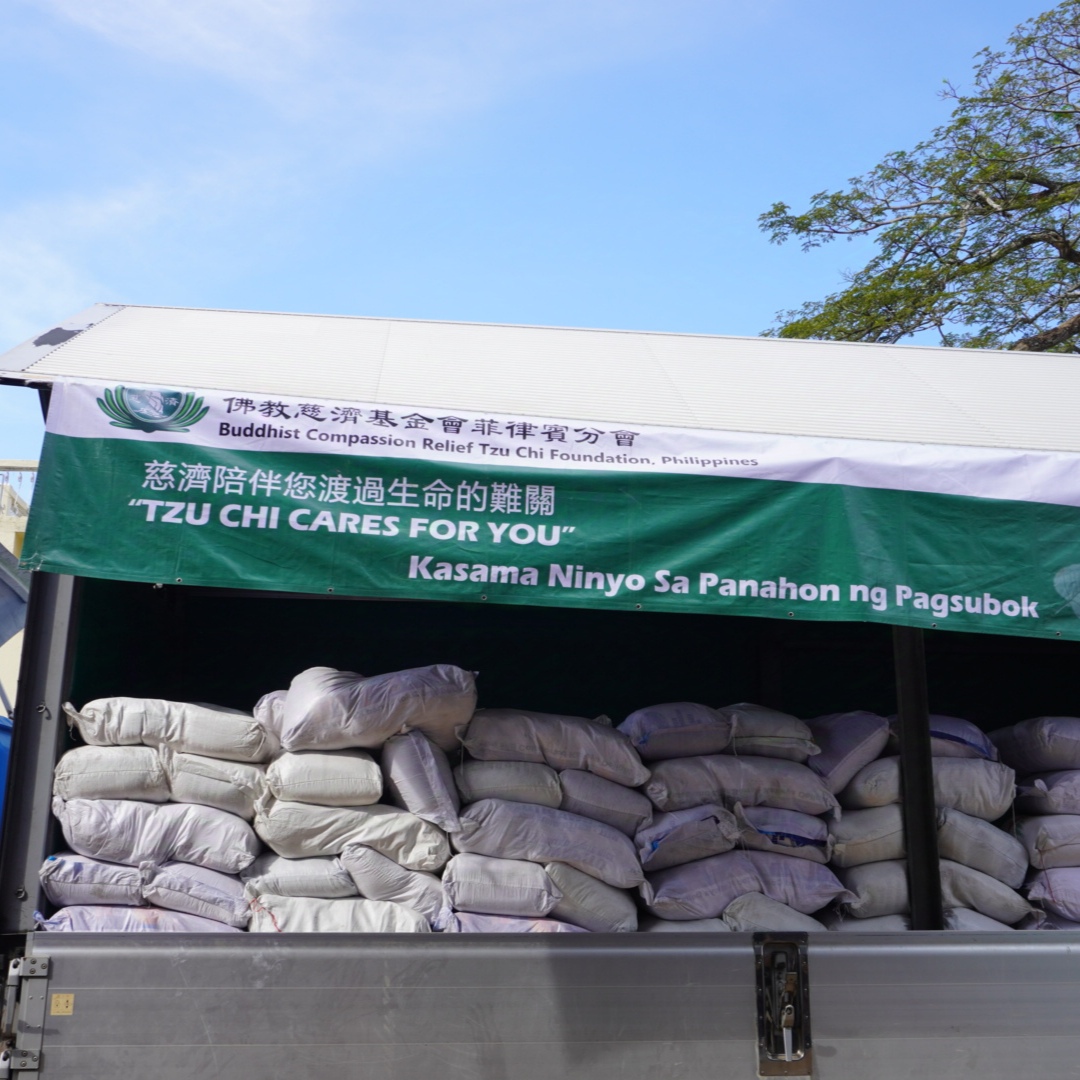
[1,956,50,1072]
[754,933,812,1077]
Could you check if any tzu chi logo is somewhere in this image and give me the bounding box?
[97,386,209,433]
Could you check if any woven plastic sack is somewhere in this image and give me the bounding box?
[1015,770,1080,815]
[735,805,833,864]
[1017,815,1080,870]
[806,712,890,794]
[1028,867,1080,920]
[889,714,998,761]
[441,912,587,933]
[248,894,430,932]
[160,747,265,820]
[280,665,476,752]
[64,698,276,762]
[381,732,460,832]
[39,852,143,908]
[53,797,260,874]
[338,845,445,925]
[267,750,382,807]
[463,709,649,788]
[821,911,909,931]
[645,755,839,818]
[721,892,826,932]
[991,716,1080,774]
[937,808,1028,887]
[836,860,909,919]
[442,853,560,918]
[616,702,733,761]
[141,861,250,928]
[832,805,905,869]
[940,859,1032,925]
[254,795,449,871]
[636,804,740,872]
[254,690,287,738]
[720,703,819,763]
[38,905,241,932]
[454,760,562,808]
[545,862,637,932]
[240,853,357,899]
[558,770,652,837]
[638,916,730,932]
[642,849,851,921]
[454,798,643,888]
[1024,908,1080,929]
[53,745,170,802]
[944,908,1014,931]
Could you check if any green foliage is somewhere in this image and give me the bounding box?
[761,1,1080,351]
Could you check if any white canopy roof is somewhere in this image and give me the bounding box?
[1,302,1074,452]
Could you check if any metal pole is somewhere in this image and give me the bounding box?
[892,625,944,930]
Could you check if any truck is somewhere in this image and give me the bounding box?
[0,301,1077,1078]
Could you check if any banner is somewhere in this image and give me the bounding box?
[22,381,1080,640]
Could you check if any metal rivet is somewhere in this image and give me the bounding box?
[480,594,487,601]
[175,577,182,583]
[327,587,334,593]
[787,611,794,617]
[635,604,642,610]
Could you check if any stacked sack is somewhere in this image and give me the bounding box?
[627,703,853,932]
[448,708,649,932]
[826,713,1031,930]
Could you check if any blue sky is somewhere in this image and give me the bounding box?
[0,0,1043,459]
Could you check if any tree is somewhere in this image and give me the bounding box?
[760,2,1080,351]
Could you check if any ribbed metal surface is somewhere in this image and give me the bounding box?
[6,303,1080,451]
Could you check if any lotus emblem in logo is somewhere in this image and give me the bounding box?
[97,386,209,433]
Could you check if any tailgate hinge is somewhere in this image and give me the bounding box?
[1,956,51,1073]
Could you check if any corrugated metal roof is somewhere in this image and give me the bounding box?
[1,302,1077,452]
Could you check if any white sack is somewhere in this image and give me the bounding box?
[641,849,851,921]
[64,698,276,762]
[1027,867,1080,921]
[937,808,1028,888]
[645,755,839,818]
[807,712,890,794]
[454,760,562,808]
[339,845,445,925]
[441,912,587,933]
[160,747,265,820]
[839,756,1015,821]
[53,797,259,874]
[944,907,1014,931]
[636,804,740,872]
[248,893,430,932]
[720,703,819,763]
[1024,909,1080,929]
[381,732,460,832]
[837,861,910,919]
[545,862,637,932]
[39,905,241,932]
[558,770,652,836]
[267,750,382,807]
[441,853,560,918]
[1015,770,1080,815]
[889,714,997,760]
[141,861,250,928]
[617,702,733,761]
[39,853,143,908]
[831,806,905,869]
[638,916,730,932]
[254,796,449,871]
[722,892,827,932]
[254,690,287,738]
[280,665,476,752]
[735,805,833,864]
[991,716,1080,774]
[53,745,170,802]
[454,798,643,888]
[940,859,1032,925]
[463,709,649,788]
[1016,815,1080,869]
[821,911,910,931]
[240,853,357,899]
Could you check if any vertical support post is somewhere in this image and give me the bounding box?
[892,625,943,930]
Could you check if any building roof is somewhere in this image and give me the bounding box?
[1,302,1075,452]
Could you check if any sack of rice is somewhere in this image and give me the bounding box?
[64,698,277,762]
[441,853,560,918]
[454,799,643,889]
[807,712,890,794]
[545,862,638,932]
[53,745,170,802]
[441,912,587,933]
[241,853,357,899]
[463,709,649,788]
[641,849,851,921]
[141,862,250,928]
[339,845,445,925]
[280,665,476,752]
[454,760,562,809]
[889,714,998,761]
[940,860,1032,925]
[267,750,382,807]
[720,703,819,763]
[1027,867,1080,921]
[937,808,1028,887]
[645,755,839,818]
[638,916,730,932]
[1015,771,1080,815]
[253,796,449,871]
[558,770,653,836]
[382,731,460,832]
[160,747,265,820]
[991,716,1080,774]
[836,860,910,919]
[721,892,826,932]
[38,905,241,932]
[53,797,260,874]
[821,911,910,931]
[248,894,431,932]
[831,806,905,869]
[1016,815,1080,869]
[617,702,733,761]
[944,908,1014,931]
[39,852,143,908]
[636,804,740,872]
[735,805,833,864]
